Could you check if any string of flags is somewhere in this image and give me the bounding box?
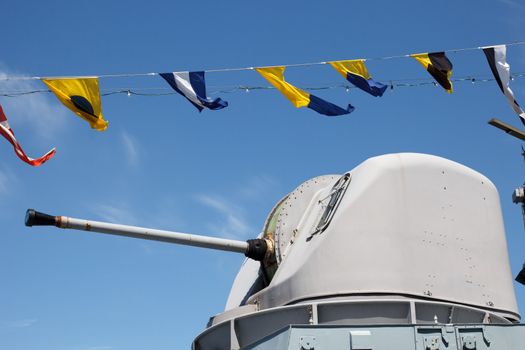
[1,42,525,166]
[2,74,522,98]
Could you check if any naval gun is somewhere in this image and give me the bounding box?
[24,209,273,262]
[25,153,525,350]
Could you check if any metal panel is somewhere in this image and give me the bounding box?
[350,330,373,349]
[456,327,492,350]
[246,325,416,350]
[450,306,486,324]
[416,303,453,324]
[318,301,411,325]
[234,305,311,348]
[416,326,458,350]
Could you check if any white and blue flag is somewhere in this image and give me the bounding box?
[159,71,228,112]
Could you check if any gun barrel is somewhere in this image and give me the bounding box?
[25,209,251,255]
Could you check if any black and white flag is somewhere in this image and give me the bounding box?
[483,45,525,125]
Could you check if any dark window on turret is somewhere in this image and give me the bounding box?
[311,173,351,237]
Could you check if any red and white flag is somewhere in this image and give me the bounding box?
[0,104,56,166]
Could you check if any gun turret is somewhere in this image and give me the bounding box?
[24,209,273,262]
[22,154,525,350]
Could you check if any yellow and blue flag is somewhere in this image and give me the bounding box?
[329,60,387,97]
[43,78,108,131]
[255,66,354,116]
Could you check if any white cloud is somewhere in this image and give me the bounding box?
[195,194,251,239]
[85,198,186,254]
[192,175,279,239]
[120,131,139,166]
[237,175,277,199]
[145,197,186,230]
[0,63,69,140]
[92,204,137,225]
[7,318,37,328]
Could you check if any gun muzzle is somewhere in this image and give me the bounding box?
[25,209,57,227]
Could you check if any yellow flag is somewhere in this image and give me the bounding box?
[43,78,108,131]
[255,66,310,108]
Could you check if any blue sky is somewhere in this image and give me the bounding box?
[1,1,525,349]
